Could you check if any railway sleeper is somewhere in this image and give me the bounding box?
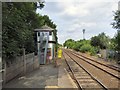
[79,80,95,83]
[80,83,101,88]
[76,76,91,79]
[74,72,89,77]
[75,74,89,77]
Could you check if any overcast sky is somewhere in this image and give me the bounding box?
[36,0,119,44]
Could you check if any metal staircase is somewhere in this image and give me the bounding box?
[39,32,49,64]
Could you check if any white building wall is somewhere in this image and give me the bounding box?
[48,32,56,60]
[49,32,55,41]
[49,36,52,41]
[48,43,53,60]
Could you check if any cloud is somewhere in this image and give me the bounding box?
[45,0,119,2]
[59,2,90,17]
[37,0,119,44]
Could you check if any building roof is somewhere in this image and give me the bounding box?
[34,25,54,32]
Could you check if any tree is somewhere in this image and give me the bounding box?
[114,31,120,51]
[112,10,120,51]
[2,2,45,58]
[112,11,120,29]
[90,33,110,49]
[107,38,116,50]
[63,39,75,49]
[91,36,100,47]
[111,10,120,62]
[72,41,82,51]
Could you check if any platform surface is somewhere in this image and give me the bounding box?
[3,58,77,89]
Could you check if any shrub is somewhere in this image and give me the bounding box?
[79,44,92,53]
[89,47,96,56]
[79,44,97,56]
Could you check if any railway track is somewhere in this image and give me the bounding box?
[63,49,120,89]
[63,52,107,89]
[71,49,120,72]
[66,50,120,80]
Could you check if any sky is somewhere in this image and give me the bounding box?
[36,0,119,44]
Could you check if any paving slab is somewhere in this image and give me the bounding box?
[3,58,77,89]
[57,57,77,88]
[3,64,58,88]
[58,67,77,88]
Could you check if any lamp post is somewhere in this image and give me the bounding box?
[83,29,85,40]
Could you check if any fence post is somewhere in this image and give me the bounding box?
[23,48,26,74]
[2,60,6,85]
[33,53,34,71]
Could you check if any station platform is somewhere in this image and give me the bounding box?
[3,58,78,89]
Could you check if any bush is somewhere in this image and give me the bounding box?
[80,44,92,53]
[89,47,96,56]
[63,39,99,56]
[79,44,97,56]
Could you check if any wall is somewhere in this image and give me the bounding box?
[2,53,39,85]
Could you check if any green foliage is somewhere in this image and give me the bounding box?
[112,11,120,29]
[112,10,120,51]
[90,32,110,49]
[115,30,120,51]
[72,41,82,51]
[79,44,97,55]
[108,38,116,50]
[90,47,99,56]
[80,44,92,53]
[63,39,75,49]
[2,2,39,58]
[91,36,100,47]
[63,39,98,56]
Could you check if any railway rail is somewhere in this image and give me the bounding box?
[63,52,107,89]
[66,49,120,80]
[63,49,120,89]
[71,49,120,72]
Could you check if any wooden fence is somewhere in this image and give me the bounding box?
[2,53,39,85]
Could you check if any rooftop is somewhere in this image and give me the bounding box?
[34,25,54,32]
